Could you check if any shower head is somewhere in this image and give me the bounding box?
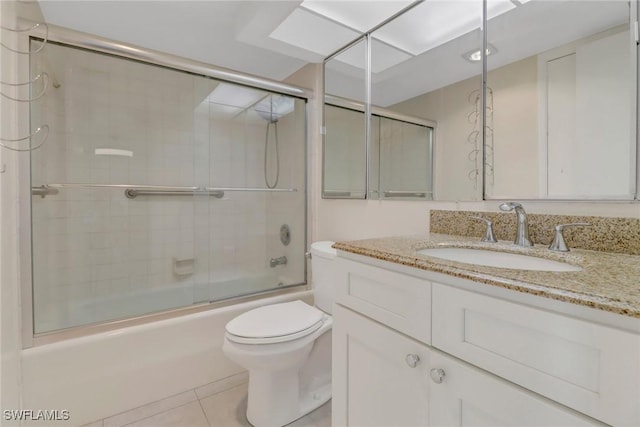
[254,94,294,124]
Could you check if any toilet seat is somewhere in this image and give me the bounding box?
[226,301,326,345]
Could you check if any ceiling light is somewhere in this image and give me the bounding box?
[463,44,497,62]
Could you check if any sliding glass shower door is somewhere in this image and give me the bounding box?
[29,41,306,334]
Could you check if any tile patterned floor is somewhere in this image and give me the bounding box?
[82,372,331,427]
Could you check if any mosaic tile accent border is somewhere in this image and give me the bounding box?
[430,210,640,255]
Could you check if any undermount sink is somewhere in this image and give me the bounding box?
[417,247,582,272]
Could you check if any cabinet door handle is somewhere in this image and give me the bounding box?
[430,368,446,384]
[405,354,420,368]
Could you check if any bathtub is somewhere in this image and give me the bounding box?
[21,289,313,426]
[36,273,296,333]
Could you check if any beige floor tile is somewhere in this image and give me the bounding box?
[104,391,197,427]
[195,372,249,400]
[123,402,208,427]
[80,421,103,427]
[199,384,251,427]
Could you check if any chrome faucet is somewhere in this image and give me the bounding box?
[269,256,287,268]
[498,202,533,247]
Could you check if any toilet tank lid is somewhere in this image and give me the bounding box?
[310,241,336,258]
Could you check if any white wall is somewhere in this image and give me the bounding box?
[1,1,25,425]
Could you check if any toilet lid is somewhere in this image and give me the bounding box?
[226,301,324,342]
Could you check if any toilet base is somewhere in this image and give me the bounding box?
[246,370,331,427]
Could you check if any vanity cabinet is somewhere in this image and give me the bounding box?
[333,305,430,427]
[332,256,635,426]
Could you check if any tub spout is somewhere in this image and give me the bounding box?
[270,256,287,268]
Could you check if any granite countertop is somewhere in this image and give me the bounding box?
[333,234,640,319]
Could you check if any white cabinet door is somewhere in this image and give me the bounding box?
[333,304,429,427]
[432,283,640,426]
[429,351,605,427]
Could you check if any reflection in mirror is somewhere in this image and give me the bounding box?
[486,0,637,200]
[324,102,367,198]
[370,114,434,200]
[369,0,484,201]
[323,38,367,198]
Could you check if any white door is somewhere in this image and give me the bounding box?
[429,351,604,426]
[333,305,430,427]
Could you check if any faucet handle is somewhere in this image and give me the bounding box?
[471,216,497,243]
[549,223,590,252]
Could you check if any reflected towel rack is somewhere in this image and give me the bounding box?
[1,124,49,151]
[0,22,48,54]
[1,72,49,102]
[31,183,299,199]
[382,190,431,198]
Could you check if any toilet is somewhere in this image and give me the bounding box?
[222,241,337,427]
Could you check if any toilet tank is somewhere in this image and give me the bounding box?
[310,241,337,314]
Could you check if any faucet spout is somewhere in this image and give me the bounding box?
[269,256,287,268]
[498,202,533,247]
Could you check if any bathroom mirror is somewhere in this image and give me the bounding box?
[323,38,367,199]
[369,0,484,201]
[485,0,637,200]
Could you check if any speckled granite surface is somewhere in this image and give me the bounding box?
[430,210,640,255]
[333,234,640,318]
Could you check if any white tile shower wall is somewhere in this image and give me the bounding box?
[30,44,305,332]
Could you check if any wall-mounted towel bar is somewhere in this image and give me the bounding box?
[31,184,299,199]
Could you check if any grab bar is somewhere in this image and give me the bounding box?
[125,188,224,199]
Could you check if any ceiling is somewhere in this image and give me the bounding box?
[37,0,411,82]
[38,1,631,106]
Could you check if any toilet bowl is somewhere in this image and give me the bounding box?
[222,241,337,427]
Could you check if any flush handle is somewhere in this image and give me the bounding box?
[405,354,420,368]
[430,368,446,384]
